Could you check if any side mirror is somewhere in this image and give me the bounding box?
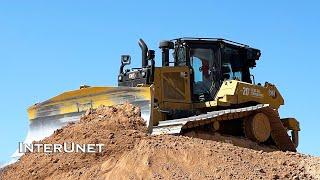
[120,55,131,74]
[121,55,131,65]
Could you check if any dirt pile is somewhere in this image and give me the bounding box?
[1,103,319,180]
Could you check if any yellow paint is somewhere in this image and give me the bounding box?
[215,80,284,109]
[28,86,151,121]
[28,71,286,126]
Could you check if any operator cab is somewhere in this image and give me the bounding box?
[167,38,261,101]
[118,37,261,101]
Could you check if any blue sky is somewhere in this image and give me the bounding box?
[0,1,319,164]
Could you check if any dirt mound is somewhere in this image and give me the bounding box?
[1,103,319,180]
[183,130,277,152]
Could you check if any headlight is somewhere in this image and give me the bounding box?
[118,75,123,81]
[141,71,146,77]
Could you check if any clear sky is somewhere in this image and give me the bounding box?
[0,1,319,164]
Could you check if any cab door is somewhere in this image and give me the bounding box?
[189,46,222,101]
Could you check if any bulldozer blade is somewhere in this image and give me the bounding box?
[23,86,152,148]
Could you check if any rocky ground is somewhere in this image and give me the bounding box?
[1,103,319,180]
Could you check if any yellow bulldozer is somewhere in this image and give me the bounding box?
[25,38,300,152]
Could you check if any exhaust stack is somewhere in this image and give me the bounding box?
[138,39,148,68]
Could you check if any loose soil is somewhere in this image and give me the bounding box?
[1,103,319,180]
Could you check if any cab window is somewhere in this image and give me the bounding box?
[190,48,214,98]
[222,46,250,82]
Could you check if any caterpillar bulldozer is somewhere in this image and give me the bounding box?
[23,37,300,153]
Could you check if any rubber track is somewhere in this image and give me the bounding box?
[152,104,296,152]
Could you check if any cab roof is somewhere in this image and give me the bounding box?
[171,37,257,50]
